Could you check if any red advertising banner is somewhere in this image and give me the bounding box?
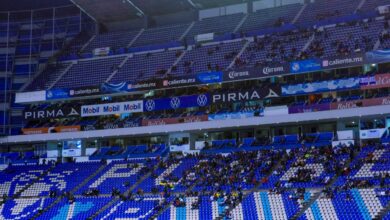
[362,97,390,107]
[361,73,390,90]
[142,115,208,126]
[22,126,81,135]
[53,126,81,133]
[330,100,363,110]
[22,127,49,135]
[327,97,390,110]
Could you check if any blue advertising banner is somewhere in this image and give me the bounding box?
[282,77,360,96]
[144,94,210,112]
[196,71,223,84]
[46,89,70,100]
[208,111,258,121]
[365,49,390,64]
[46,86,101,100]
[101,82,128,93]
[161,71,223,88]
[102,81,158,93]
[290,59,322,74]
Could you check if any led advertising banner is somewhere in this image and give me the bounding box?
[143,94,210,112]
[360,73,390,90]
[282,77,360,96]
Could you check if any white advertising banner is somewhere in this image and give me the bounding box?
[337,130,354,140]
[195,141,206,150]
[81,100,143,117]
[170,144,190,152]
[93,47,111,56]
[195,33,214,42]
[15,90,46,103]
[85,148,97,156]
[359,128,386,139]
[62,149,81,157]
[264,105,289,116]
[378,5,390,14]
[46,150,59,158]
[332,140,355,147]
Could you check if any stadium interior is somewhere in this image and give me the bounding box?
[0,0,390,219]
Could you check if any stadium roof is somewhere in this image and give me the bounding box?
[1,0,247,21]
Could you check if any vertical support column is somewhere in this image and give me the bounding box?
[29,10,33,79]
[52,7,56,57]
[4,12,10,135]
[79,8,82,33]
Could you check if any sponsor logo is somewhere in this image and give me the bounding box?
[103,105,120,113]
[361,73,390,89]
[262,66,284,75]
[375,75,390,86]
[322,56,363,67]
[83,125,96,131]
[170,97,181,109]
[69,88,100,97]
[123,121,140,128]
[145,100,155,112]
[47,91,53,99]
[336,102,359,110]
[290,59,322,73]
[124,103,142,111]
[291,62,300,72]
[213,89,279,103]
[197,72,223,83]
[146,120,167,126]
[56,126,80,132]
[196,94,208,107]
[127,82,156,90]
[265,89,280,98]
[183,116,205,123]
[382,98,390,105]
[163,78,196,87]
[228,71,250,79]
[24,108,79,120]
[82,107,100,115]
[22,128,48,135]
[46,89,70,99]
[81,101,143,117]
[103,123,119,129]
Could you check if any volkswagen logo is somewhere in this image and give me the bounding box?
[145,100,155,111]
[197,94,208,106]
[170,97,181,109]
